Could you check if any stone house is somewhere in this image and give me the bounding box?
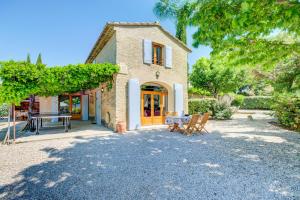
[38,22,191,130]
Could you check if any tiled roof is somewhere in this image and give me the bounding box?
[85,22,192,63]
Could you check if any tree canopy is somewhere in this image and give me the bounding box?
[272,55,300,94]
[153,0,193,44]
[163,0,300,69]
[189,57,246,97]
[194,0,299,67]
[190,0,300,48]
[0,61,119,105]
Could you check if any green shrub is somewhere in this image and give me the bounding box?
[188,99,233,119]
[189,99,216,114]
[240,96,273,110]
[231,94,245,106]
[0,104,9,117]
[211,103,233,120]
[273,94,300,131]
[188,87,211,96]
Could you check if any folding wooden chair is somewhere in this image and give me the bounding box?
[196,112,210,134]
[179,114,200,135]
[172,112,178,116]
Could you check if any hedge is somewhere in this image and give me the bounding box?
[189,98,217,115]
[273,94,300,132]
[189,98,233,119]
[238,96,273,110]
[231,94,245,107]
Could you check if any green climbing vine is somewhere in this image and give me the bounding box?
[0,61,119,105]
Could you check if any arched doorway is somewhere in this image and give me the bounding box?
[141,83,168,126]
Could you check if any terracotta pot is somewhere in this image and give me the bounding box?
[116,121,126,134]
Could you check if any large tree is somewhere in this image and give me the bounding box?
[272,55,300,93]
[153,0,194,85]
[189,0,300,47]
[153,0,193,44]
[189,57,246,97]
[188,0,300,67]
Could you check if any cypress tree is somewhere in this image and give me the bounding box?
[36,53,43,65]
[26,53,31,63]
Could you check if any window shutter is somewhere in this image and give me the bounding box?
[143,39,152,64]
[128,79,141,130]
[165,45,172,68]
[81,95,89,121]
[174,83,184,116]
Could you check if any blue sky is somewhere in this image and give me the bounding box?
[0,0,211,68]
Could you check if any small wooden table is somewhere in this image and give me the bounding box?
[165,116,191,132]
[31,114,72,135]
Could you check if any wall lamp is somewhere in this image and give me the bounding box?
[155,71,160,79]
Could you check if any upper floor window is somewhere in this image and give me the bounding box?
[152,43,163,66]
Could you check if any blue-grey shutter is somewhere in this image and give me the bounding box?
[143,39,152,64]
[174,83,184,116]
[95,91,101,125]
[165,45,172,68]
[128,79,141,130]
[81,95,89,121]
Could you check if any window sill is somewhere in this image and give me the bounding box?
[151,63,168,68]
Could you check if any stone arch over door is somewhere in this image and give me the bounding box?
[140,80,174,114]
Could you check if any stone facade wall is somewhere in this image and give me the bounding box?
[100,79,117,129]
[95,34,116,64]
[94,26,189,130]
[114,26,189,125]
[94,33,117,129]
[115,73,129,124]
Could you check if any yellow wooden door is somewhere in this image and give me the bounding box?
[141,91,166,126]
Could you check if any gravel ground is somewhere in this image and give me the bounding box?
[0,111,299,200]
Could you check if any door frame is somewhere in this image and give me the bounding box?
[141,91,167,126]
[58,95,82,120]
[69,95,82,120]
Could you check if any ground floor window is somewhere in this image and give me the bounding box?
[59,95,82,119]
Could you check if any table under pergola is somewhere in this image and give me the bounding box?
[31,113,72,135]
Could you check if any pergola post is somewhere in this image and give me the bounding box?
[13,104,16,143]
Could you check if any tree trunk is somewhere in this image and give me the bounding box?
[29,95,35,115]
[212,88,218,99]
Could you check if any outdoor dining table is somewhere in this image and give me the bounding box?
[31,113,72,135]
[165,115,191,132]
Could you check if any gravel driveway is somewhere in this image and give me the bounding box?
[0,112,299,200]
